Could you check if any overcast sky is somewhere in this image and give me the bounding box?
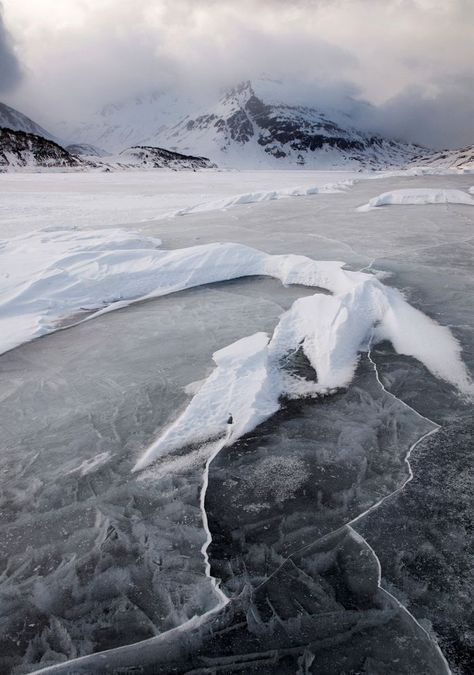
[1,0,473,149]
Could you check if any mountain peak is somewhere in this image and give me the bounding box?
[57,82,422,169]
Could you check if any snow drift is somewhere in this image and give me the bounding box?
[172,180,353,217]
[0,228,368,356]
[358,188,474,211]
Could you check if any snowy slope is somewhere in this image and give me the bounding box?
[410,144,474,171]
[61,90,194,152]
[0,128,84,170]
[61,80,422,169]
[116,146,215,169]
[0,130,214,172]
[0,101,56,141]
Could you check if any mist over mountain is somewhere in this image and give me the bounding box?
[58,79,422,169]
[0,100,55,140]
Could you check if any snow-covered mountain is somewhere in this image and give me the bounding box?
[0,128,84,170]
[0,101,57,141]
[62,80,422,169]
[154,81,422,169]
[410,144,474,171]
[117,146,215,170]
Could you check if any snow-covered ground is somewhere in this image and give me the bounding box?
[3,167,473,239]
[0,169,359,237]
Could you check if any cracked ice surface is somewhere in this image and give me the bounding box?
[135,249,472,471]
[0,173,473,674]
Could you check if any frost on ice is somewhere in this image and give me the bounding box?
[357,188,474,211]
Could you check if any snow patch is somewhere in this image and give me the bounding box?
[134,333,279,471]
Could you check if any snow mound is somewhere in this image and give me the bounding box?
[358,188,474,212]
[135,271,473,471]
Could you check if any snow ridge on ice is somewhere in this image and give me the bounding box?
[0,228,369,355]
[135,267,473,471]
[358,188,474,211]
[171,180,353,217]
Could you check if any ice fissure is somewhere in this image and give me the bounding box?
[128,245,471,674]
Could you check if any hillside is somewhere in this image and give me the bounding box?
[0,127,84,170]
[410,145,474,171]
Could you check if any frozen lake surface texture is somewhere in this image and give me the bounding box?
[0,170,473,674]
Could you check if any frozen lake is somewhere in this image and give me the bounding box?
[0,171,473,674]
[0,169,359,238]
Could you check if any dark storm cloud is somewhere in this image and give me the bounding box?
[0,2,21,93]
[363,80,474,150]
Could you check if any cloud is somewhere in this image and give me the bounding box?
[361,79,474,150]
[0,1,21,92]
[1,0,473,148]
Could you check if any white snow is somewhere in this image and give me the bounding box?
[357,188,474,211]
[3,169,472,240]
[134,265,473,471]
